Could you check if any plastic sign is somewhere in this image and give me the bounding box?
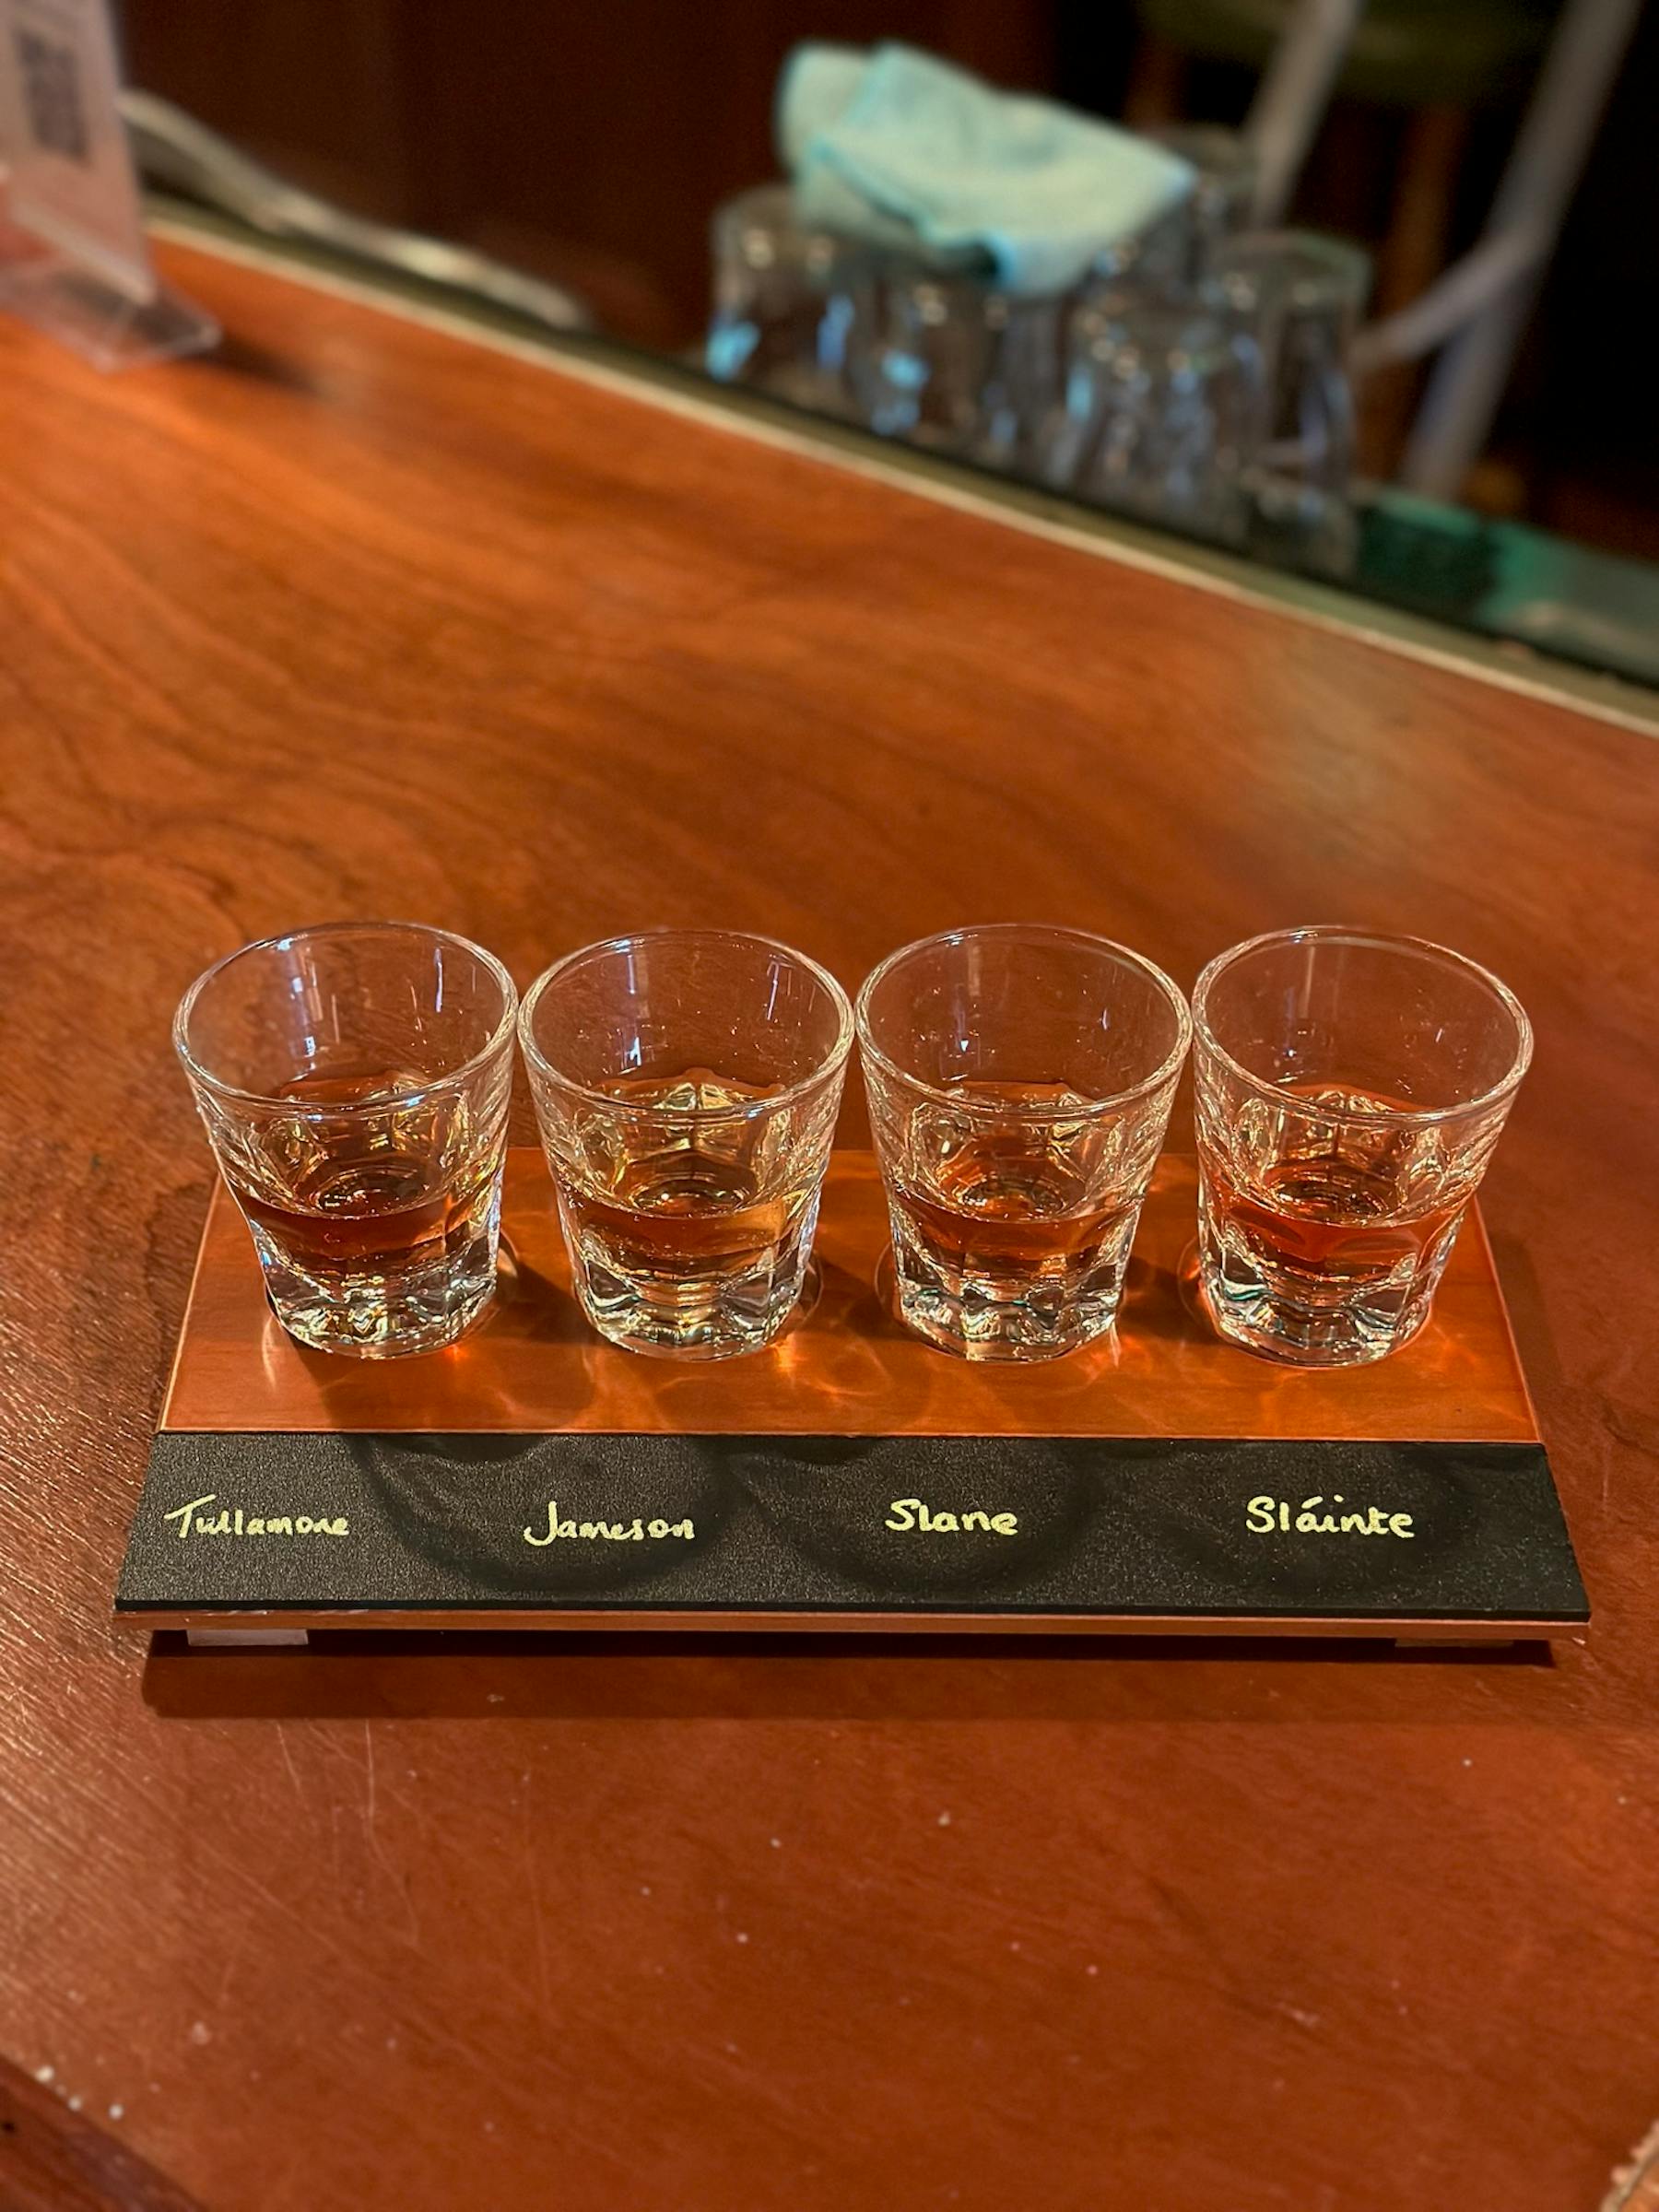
[0,0,155,300]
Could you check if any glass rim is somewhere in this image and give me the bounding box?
[1191,924,1534,1126]
[854,923,1194,1121]
[1142,122,1257,173]
[172,920,520,1113]
[1216,229,1370,278]
[517,927,855,1123]
[714,182,869,259]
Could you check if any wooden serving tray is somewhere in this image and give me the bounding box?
[115,1152,1586,1643]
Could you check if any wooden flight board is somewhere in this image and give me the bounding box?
[115,1152,1587,1643]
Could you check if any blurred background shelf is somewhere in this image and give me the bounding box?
[116,0,1659,565]
[139,193,1659,707]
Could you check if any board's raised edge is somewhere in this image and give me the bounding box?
[115,1605,1585,1641]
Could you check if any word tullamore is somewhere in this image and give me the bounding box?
[162,1494,349,1540]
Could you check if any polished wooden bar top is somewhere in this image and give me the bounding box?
[162,1150,1538,1444]
[3,234,1658,2212]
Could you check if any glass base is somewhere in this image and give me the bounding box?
[1242,476,1359,581]
[0,249,219,371]
[1196,1219,1440,1368]
[572,1298,799,1359]
[888,1230,1123,1364]
[254,1226,500,1359]
[564,1207,817,1362]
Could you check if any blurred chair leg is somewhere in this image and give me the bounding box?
[1123,33,1190,127]
[1359,101,1471,477]
[1243,0,1368,222]
[1401,0,1643,499]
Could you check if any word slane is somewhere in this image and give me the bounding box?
[884,1498,1019,1536]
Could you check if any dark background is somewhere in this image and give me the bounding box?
[118,0,1659,559]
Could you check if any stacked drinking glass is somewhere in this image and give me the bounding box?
[705,127,1370,576]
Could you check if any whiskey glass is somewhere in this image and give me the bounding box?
[1139,125,1260,283]
[1208,230,1371,577]
[857,263,1067,471]
[519,930,853,1359]
[1193,926,1533,1366]
[1041,284,1267,547]
[857,925,1191,1361]
[705,183,873,417]
[175,923,517,1357]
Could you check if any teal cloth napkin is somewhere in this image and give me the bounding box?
[777,42,1194,297]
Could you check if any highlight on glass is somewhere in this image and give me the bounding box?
[856,924,1192,1362]
[174,922,518,1358]
[519,929,853,1360]
[1191,925,1533,1366]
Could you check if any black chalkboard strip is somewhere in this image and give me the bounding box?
[117,1431,1584,1638]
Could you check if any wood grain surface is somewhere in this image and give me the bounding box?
[0,2054,206,2212]
[2,238,1656,2212]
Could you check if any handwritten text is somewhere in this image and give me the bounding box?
[524,1501,695,1547]
[163,1493,349,1541]
[1246,1494,1416,1539]
[885,1498,1018,1536]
